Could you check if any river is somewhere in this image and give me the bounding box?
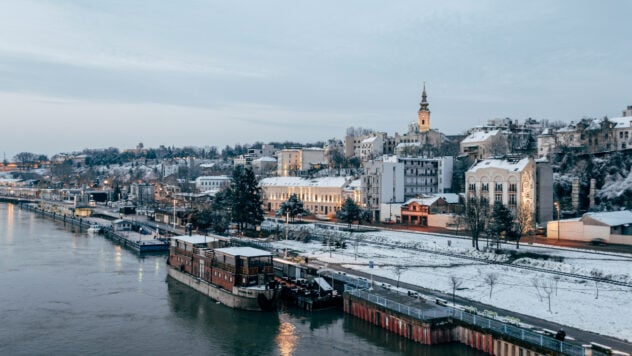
[0,203,483,355]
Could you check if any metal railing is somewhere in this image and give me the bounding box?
[346,288,585,356]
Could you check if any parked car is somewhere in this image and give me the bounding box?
[590,238,607,246]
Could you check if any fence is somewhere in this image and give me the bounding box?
[346,288,586,356]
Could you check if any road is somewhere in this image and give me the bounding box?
[324,262,632,354]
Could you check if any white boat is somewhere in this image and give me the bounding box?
[87,224,102,234]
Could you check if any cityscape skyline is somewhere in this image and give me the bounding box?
[1,1,631,158]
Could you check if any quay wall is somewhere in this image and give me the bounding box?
[345,293,562,356]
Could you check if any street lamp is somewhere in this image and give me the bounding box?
[173,199,177,231]
[554,201,561,241]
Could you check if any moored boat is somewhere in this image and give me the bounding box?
[167,235,278,311]
[87,224,102,234]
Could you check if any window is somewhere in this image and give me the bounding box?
[495,194,502,203]
[509,183,517,192]
[495,183,503,191]
[509,194,517,206]
[468,183,476,191]
[482,183,489,192]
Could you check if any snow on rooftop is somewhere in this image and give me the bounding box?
[173,234,215,244]
[395,142,421,148]
[215,246,271,257]
[361,136,378,143]
[259,176,348,188]
[461,129,501,144]
[435,193,460,204]
[468,157,531,173]
[254,156,277,162]
[609,116,632,129]
[196,175,230,180]
[582,210,632,226]
[403,196,441,206]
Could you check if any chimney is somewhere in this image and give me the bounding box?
[589,178,596,209]
[571,177,580,211]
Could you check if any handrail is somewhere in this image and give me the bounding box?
[345,288,585,356]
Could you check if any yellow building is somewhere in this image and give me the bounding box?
[260,176,361,217]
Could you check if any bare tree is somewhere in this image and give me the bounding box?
[484,273,500,299]
[489,133,509,157]
[392,265,408,289]
[531,277,543,302]
[590,269,604,299]
[512,203,533,249]
[541,279,555,313]
[449,275,463,306]
[553,276,561,296]
[464,196,489,250]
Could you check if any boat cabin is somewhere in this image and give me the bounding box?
[168,235,275,292]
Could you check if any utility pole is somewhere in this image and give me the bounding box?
[554,202,561,241]
[173,199,177,232]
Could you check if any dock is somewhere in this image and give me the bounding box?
[318,267,621,356]
[19,203,169,253]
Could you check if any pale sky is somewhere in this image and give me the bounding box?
[1,1,631,159]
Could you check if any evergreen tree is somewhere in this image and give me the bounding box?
[276,193,309,221]
[336,197,361,228]
[228,166,264,232]
[488,202,514,249]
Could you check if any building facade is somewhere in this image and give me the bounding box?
[194,175,231,193]
[259,176,360,216]
[361,155,453,221]
[465,157,536,224]
[276,148,326,177]
[129,183,155,206]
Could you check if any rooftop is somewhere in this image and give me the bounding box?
[173,234,214,245]
[468,157,531,173]
[259,176,349,188]
[461,129,502,144]
[215,246,272,257]
[582,210,632,227]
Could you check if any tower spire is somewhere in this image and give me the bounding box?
[417,82,431,132]
[419,82,429,112]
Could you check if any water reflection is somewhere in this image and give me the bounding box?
[167,278,280,355]
[275,320,298,356]
[1,203,483,356]
[343,315,485,356]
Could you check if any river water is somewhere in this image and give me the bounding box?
[0,203,482,355]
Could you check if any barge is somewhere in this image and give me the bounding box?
[167,235,278,311]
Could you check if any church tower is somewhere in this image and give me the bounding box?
[417,83,431,132]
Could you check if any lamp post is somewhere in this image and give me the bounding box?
[554,202,561,241]
[173,199,177,231]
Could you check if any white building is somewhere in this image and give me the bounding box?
[359,135,384,161]
[536,128,556,159]
[252,156,277,175]
[259,176,360,216]
[465,157,535,223]
[460,127,506,159]
[194,176,231,193]
[547,210,632,245]
[361,155,453,221]
[276,148,326,177]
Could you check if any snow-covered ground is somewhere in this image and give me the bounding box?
[267,223,632,341]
